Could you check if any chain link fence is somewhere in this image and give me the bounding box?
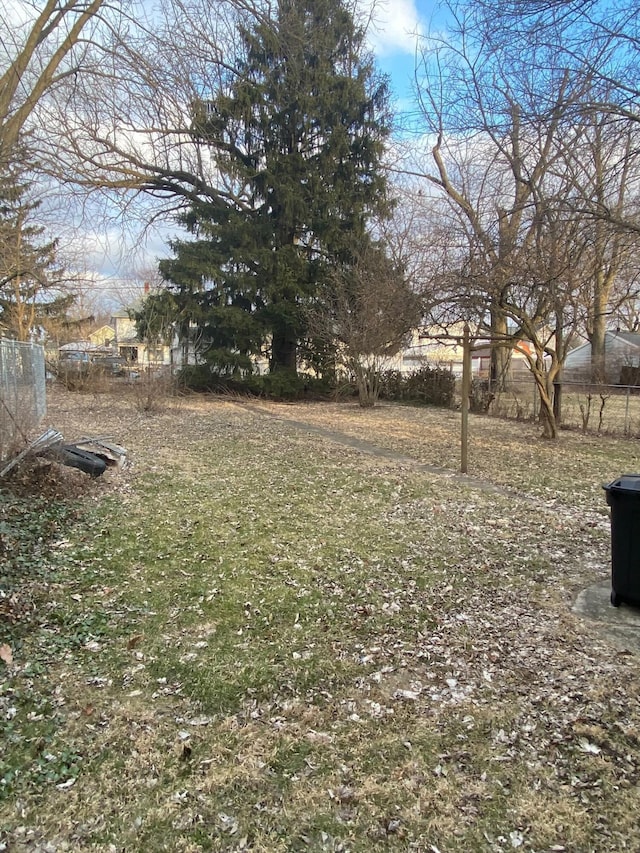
[0,339,47,461]
[487,374,640,436]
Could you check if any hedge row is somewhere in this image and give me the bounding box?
[377,366,456,407]
[178,363,456,407]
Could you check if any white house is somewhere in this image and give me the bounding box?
[393,325,536,378]
[111,311,172,370]
[384,325,467,375]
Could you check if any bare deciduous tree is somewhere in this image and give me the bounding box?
[553,108,640,380]
[0,0,111,164]
[308,242,422,407]
[467,0,640,233]
[411,0,590,390]
[405,1,640,434]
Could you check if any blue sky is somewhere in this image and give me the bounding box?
[365,0,435,103]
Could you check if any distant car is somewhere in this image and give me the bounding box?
[92,355,127,377]
[58,352,91,374]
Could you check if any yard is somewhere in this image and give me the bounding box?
[2,387,640,852]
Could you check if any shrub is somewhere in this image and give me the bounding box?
[378,366,455,407]
[131,368,178,413]
[469,379,495,413]
[176,365,333,400]
[246,371,333,400]
[175,364,217,392]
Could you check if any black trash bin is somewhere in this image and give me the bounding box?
[603,474,640,607]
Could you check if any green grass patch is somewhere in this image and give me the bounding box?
[1,394,638,852]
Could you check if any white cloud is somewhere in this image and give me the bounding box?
[360,0,424,57]
[3,0,30,25]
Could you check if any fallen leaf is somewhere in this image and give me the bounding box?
[218,813,238,834]
[0,644,13,666]
[188,716,212,726]
[393,689,420,701]
[577,738,601,755]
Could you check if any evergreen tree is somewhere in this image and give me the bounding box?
[159,0,391,376]
[0,155,65,341]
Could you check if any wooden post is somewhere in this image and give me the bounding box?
[461,323,471,474]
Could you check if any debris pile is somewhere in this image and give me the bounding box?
[0,429,127,479]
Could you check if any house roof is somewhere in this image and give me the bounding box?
[88,324,115,338]
[59,341,94,352]
[610,331,640,347]
[567,331,640,357]
[59,341,113,353]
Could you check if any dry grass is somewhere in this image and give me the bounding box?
[1,388,640,852]
[493,379,640,437]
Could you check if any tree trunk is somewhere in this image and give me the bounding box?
[490,309,510,392]
[271,329,297,373]
[355,363,379,408]
[553,379,562,425]
[590,289,607,383]
[531,365,557,439]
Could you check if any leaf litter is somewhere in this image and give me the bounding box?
[1,388,639,852]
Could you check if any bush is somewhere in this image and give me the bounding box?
[177,363,456,406]
[176,364,217,392]
[247,371,334,400]
[176,365,333,400]
[378,366,456,407]
[469,379,495,413]
[131,368,178,413]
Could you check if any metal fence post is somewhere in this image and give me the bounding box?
[625,385,631,436]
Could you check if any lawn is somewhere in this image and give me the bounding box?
[2,387,640,852]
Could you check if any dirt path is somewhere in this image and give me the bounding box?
[233,399,515,498]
